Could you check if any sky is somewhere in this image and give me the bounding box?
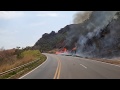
[0,11,78,49]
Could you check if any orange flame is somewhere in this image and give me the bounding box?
[63,48,67,52]
[72,47,76,51]
[56,48,67,54]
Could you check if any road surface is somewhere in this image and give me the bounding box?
[19,53,120,79]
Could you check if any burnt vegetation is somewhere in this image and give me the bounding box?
[34,11,120,59]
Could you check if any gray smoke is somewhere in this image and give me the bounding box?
[65,11,120,59]
[73,11,92,24]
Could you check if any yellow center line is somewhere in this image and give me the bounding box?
[53,56,61,79]
[57,59,61,79]
[53,59,60,79]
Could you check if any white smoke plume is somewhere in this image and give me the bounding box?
[73,11,92,24]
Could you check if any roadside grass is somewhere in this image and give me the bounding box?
[87,58,120,65]
[0,55,46,79]
[0,50,47,79]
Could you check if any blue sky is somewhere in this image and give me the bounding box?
[0,11,78,49]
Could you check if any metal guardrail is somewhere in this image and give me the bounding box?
[0,59,40,76]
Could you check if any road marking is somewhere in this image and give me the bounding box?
[53,56,61,79]
[53,59,60,79]
[80,64,87,69]
[19,55,48,79]
[57,59,61,79]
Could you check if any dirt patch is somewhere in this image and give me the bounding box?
[87,58,120,65]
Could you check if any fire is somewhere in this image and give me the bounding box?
[56,48,67,54]
[62,48,67,52]
[71,47,77,54]
[56,51,61,54]
[72,47,76,51]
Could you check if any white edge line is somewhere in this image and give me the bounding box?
[18,55,48,79]
[82,58,120,67]
[80,64,87,69]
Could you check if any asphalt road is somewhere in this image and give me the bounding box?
[19,53,120,79]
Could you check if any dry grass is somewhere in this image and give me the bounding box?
[0,49,42,73]
[88,58,120,65]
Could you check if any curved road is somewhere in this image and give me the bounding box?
[19,53,120,79]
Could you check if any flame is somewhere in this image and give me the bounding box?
[56,51,61,54]
[72,47,76,51]
[71,47,77,54]
[56,48,67,54]
[63,48,67,52]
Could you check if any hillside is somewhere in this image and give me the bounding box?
[33,11,120,59]
[33,25,71,52]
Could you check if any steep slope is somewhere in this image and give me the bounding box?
[33,25,70,52]
[34,11,120,59]
[66,11,120,58]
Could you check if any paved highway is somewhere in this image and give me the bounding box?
[19,53,120,79]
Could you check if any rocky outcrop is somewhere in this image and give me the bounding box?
[33,25,71,52]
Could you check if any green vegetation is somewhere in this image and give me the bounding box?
[0,49,46,75]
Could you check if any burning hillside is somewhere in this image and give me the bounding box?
[34,11,120,59]
[64,11,120,58]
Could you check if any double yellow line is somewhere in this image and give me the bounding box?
[53,57,61,79]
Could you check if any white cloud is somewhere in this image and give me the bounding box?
[0,11,24,19]
[37,11,59,17]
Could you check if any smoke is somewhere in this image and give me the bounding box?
[65,11,117,49]
[65,11,120,58]
[73,11,92,24]
[83,11,118,55]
